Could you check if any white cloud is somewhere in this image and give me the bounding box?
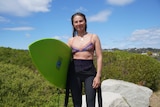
[130,28,160,42]
[75,7,88,12]
[53,36,61,40]
[104,27,160,49]
[107,0,134,6]
[128,27,160,48]
[53,35,70,40]
[25,33,31,38]
[130,29,150,41]
[88,10,112,22]
[0,16,10,23]
[0,0,52,17]
[3,27,34,31]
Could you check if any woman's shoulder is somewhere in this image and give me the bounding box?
[88,33,99,40]
[68,36,74,41]
[88,33,98,37]
[68,36,75,46]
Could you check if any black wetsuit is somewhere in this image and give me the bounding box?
[64,35,102,107]
[66,59,102,107]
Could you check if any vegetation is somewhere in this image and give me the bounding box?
[101,51,160,91]
[0,47,73,107]
[0,47,160,106]
[0,62,63,107]
[0,47,35,70]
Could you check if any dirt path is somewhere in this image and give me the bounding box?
[150,91,160,107]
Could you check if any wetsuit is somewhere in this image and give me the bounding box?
[64,35,102,107]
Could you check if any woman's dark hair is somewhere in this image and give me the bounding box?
[71,12,87,37]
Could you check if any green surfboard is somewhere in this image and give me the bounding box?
[29,38,71,89]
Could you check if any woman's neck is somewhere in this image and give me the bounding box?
[77,31,87,37]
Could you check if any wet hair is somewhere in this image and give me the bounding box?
[71,12,87,37]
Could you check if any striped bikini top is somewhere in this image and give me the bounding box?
[71,35,95,54]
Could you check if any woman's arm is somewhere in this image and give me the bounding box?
[67,37,73,47]
[92,34,102,89]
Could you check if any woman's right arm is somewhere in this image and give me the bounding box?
[67,37,73,47]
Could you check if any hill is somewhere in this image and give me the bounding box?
[0,47,160,106]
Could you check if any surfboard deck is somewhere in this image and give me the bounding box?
[29,38,71,89]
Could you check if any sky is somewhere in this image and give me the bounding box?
[0,0,160,50]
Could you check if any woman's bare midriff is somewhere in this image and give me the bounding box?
[73,51,94,60]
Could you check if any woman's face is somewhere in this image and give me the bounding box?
[72,15,86,32]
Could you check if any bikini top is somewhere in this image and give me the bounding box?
[71,35,95,54]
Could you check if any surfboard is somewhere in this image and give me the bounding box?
[28,38,71,89]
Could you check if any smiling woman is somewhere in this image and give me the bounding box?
[66,12,103,107]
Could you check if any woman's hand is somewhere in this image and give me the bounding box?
[92,76,101,89]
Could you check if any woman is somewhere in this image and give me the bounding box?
[67,12,102,107]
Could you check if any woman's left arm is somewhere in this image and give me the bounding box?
[92,34,102,89]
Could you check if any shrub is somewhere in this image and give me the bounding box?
[0,62,71,107]
[101,51,160,91]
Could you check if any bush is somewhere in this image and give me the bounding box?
[0,62,72,107]
[0,47,35,70]
[1,47,160,106]
[101,51,160,91]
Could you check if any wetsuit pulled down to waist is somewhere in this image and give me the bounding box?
[69,59,97,77]
[67,59,98,107]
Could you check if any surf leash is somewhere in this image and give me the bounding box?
[97,86,102,107]
[64,85,103,107]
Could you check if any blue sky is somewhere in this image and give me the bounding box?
[0,0,160,50]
